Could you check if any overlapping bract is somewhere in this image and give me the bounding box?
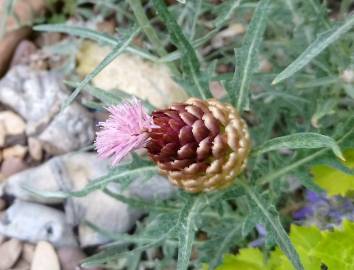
[146,98,251,192]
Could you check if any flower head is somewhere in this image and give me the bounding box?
[95,98,155,165]
[95,97,251,192]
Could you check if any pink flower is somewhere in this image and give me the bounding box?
[95,98,155,165]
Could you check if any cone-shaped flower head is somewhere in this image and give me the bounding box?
[95,98,251,192]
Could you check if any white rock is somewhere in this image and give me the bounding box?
[3,153,107,204]
[0,200,77,247]
[0,65,94,155]
[27,137,42,161]
[3,152,176,247]
[0,122,5,147]
[0,238,23,269]
[3,145,27,159]
[22,243,35,263]
[31,241,60,270]
[0,111,26,136]
[76,42,188,108]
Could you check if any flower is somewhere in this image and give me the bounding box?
[95,97,251,192]
[293,190,354,229]
[95,98,155,165]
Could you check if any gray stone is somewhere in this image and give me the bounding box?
[0,200,77,247]
[3,152,176,247]
[0,65,94,154]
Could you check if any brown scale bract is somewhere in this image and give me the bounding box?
[146,98,251,192]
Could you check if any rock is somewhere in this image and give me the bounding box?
[0,111,26,136]
[0,198,5,210]
[10,40,38,67]
[0,65,95,155]
[10,258,30,270]
[0,28,32,77]
[3,153,107,204]
[0,0,46,33]
[3,145,28,159]
[0,122,5,147]
[22,243,35,263]
[1,157,27,178]
[211,23,245,49]
[28,137,43,161]
[58,247,103,270]
[3,152,175,247]
[341,69,354,84]
[0,200,77,247]
[76,41,187,107]
[0,238,23,269]
[31,241,60,270]
[0,0,46,76]
[73,174,175,247]
[0,234,5,244]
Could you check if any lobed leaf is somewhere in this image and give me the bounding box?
[273,14,354,84]
[152,0,212,99]
[229,0,271,110]
[242,184,304,270]
[177,195,203,270]
[256,132,344,160]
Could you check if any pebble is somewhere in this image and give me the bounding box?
[0,198,5,210]
[31,241,60,270]
[3,145,28,159]
[22,243,35,263]
[10,258,30,270]
[0,111,26,136]
[58,247,103,270]
[1,157,27,178]
[0,238,23,269]
[0,122,5,147]
[0,234,5,244]
[28,137,43,161]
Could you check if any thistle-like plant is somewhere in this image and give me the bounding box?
[32,0,354,269]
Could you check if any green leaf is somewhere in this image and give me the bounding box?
[82,212,178,268]
[61,27,140,109]
[103,188,178,212]
[242,184,304,270]
[33,24,157,61]
[256,133,344,160]
[152,0,212,99]
[65,81,129,105]
[311,149,354,196]
[216,249,265,270]
[177,195,203,270]
[34,24,119,46]
[272,14,354,84]
[25,154,157,199]
[208,223,242,270]
[215,221,354,270]
[229,0,271,110]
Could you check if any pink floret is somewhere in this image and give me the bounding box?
[95,98,155,165]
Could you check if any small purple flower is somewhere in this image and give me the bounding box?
[294,190,354,228]
[95,98,156,165]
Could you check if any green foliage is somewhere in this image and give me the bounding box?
[273,14,354,84]
[32,0,354,269]
[255,132,344,160]
[311,149,354,196]
[228,0,271,110]
[215,220,354,270]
